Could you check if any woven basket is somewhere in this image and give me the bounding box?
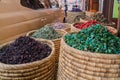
[105,26,118,36]
[66,12,84,23]
[0,39,55,80]
[64,23,71,32]
[80,18,88,23]
[57,36,120,80]
[26,30,67,63]
[70,23,82,33]
[106,22,116,28]
[50,23,71,32]
[85,11,96,17]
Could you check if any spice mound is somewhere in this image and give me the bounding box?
[74,20,100,29]
[32,25,62,40]
[0,36,52,64]
[65,24,120,54]
[92,13,107,23]
[52,22,66,29]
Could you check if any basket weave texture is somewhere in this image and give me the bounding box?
[63,23,71,32]
[0,39,55,80]
[71,23,81,33]
[105,26,118,36]
[26,30,67,63]
[66,12,84,23]
[57,37,120,80]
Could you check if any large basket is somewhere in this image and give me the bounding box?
[26,30,67,63]
[0,39,55,80]
[57,36,120,80]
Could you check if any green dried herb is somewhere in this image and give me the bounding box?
[31,25,62,40]
[65,24,120,54]
[92,13,107,23]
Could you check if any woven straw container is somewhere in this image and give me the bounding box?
[26,30,67,63]
[106,22,116,28]
[66,12,84,23]
[50,23,71,33]
[57,35,120,80]
[80,18,88,23]
[0,39,55,80]
[63,23,71,32]
[71,23,82,33]
[85,11,96,17]
[105,26,118,36]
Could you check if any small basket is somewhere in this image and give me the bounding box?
[80,18,88,23]
[85,11,96,17]
[105,26,118,36]
[0,39,55,80]
[57,34,120,80]
[70,23,82,33]
[66,12,85,23]
[50,23,71,32]
[64,23,71,32]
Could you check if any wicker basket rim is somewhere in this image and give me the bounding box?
[49,23,71,29]
[26,29,67,41]
[105,26,118,33]
[62,33,120,57]
[0,39,55,68]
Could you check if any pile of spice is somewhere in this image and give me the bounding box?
[92,13,107,23]
[65,24,120,54]
[51,22,66,29]
[31,25,62,40]
[0,36,52,64]
[74,20,100,29]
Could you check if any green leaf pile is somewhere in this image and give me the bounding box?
[65,24,120,54]
[92,13,107,23]
[31,25,62,40]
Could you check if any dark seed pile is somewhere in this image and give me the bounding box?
[0,36,52,64]
[65,24,120,54]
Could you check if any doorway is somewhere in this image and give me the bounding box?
[88,0,99,12]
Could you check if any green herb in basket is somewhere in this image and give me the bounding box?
[92,13,107,23]
[31,25,62,40]
[65,24,120,54]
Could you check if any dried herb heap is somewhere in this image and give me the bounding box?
[52,22,66,29]
[0,36,52,64]
[65,24,120,54]
[31,25,62,40]
[92,13,107,23]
